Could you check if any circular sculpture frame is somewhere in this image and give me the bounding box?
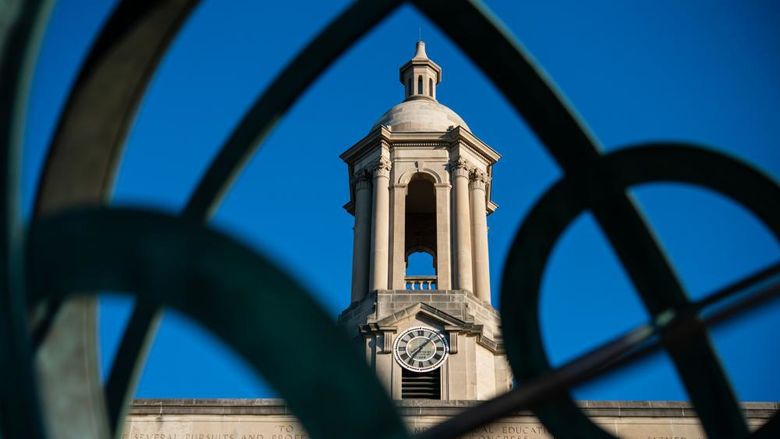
[1,1,778,439]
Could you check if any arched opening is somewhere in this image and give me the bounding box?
[405,174,437,290]
[428,78,433,97]
[417,75,423,95]
[407,77,412,97]
[407,251,435,275]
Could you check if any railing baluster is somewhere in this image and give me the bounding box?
[404,276,438,291]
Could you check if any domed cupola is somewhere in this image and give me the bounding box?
[372,41,470,133]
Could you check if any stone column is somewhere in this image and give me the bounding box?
[451,158,473,292]
[369,156,392,291]
[390,184,407,289]
[470,169,491,303]
[350,170,372,302]
[434,183,452,289]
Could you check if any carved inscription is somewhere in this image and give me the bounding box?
[123,435,272,439]
[121,423,308,439]
[121,414,767,439]
[410,423,550,439]
[271,424,306,439]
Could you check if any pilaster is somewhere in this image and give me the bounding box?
[434,183,452,289]
[390,183,407,289]
[350,170,373,302]
[451,158,473,293]
[369,156,392,291]
[469,169,491,304]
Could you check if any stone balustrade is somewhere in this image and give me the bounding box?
[405,276,438,290]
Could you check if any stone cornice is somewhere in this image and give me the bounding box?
[340,125,501,215]
[369,302,473,329]
[361,301,505,355]
[339,125,392,164]
[446,126,501,164]
[340,125,500,167]
[129,399,779,419]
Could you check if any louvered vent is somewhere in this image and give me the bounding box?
[401,367,441,399]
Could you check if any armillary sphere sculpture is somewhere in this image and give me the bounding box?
[1,1,778,438]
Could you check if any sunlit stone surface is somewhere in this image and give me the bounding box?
[122,400,777,439]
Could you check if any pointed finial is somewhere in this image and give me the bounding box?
[413,40,428,60]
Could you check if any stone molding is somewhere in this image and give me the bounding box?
[340,126,500,215]
[128,399,779,419]
[393,141,447,148]
[339,126,500,168]
[360,301,505,355]
[396,166,443,185]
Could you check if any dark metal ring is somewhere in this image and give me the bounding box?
[501,143,780,439]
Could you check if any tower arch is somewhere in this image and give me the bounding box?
[397,168,443,186]
[404,174,438,288]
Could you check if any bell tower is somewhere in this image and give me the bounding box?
[339,42,511,400]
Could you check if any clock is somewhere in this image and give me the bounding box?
[393,326,449,372]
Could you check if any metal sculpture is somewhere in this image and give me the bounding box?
[1,1,777,438]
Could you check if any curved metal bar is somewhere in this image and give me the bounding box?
[501,144,779,438]
[754,413,780,439]
[413,1,748,436]
[13,0,774,437]
[105,0,403,434]
[27,2,201,437]
[411,0,603,166]
[183,0,402,217]
[0,1,55,437]
[26,207,409,439]
[418,261,780,439]
[32,0,200,216]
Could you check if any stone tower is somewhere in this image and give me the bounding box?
[338,42,511,400]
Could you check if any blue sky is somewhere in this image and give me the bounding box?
[24,1,779,401]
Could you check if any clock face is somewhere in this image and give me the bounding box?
[393,327,449,372]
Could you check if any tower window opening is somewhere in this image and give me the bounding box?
[406,251,436,290]
[407,77,412,97]
[417,75,423,95]
[429,78,433,97]
[405,174,437,290]
[407,252,435,276]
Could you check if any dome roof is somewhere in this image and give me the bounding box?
[371,97,470,133]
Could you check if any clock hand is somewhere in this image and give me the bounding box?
[409,343,427,359]
[409,336,435,359]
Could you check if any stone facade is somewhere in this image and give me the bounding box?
[340,42,500,303]
[339,289,511,400]
[121,400,778,439]
[339,41,508,401]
